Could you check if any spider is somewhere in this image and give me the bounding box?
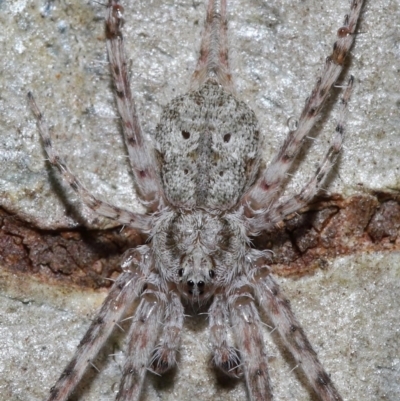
[28,0,364,400]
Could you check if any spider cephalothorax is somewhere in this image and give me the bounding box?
[29,0,364,400]
[152,208,253,302]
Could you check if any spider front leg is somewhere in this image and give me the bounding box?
[150,289,184,374]
[46,271,140,401]
[28,93,151,231]
[116,281,165,401]
[229,280,273,401]
[242,0,364,214]
[252,264,343,401]
[209,291,242,378]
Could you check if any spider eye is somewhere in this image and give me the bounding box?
[197,281,205,288]
[187,280,195,287]
[223,133,231,143]
[209,270,215,278]
[178,268,184,277]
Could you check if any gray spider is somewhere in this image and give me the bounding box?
[29,0,364,400]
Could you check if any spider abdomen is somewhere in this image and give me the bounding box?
[155,80,261,209]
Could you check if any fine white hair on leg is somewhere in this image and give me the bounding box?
[45,271,140,401]
[209,291,242,378]
[241,0,364,213]
[252,265,343,401]
[27,92,152,231]
[105,0,165,211]
[150,289,184,374]
[116,284,164,401]
[229,283,273,401]
[252,76,354,232]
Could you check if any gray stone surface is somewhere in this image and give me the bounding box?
[1,0,399,400]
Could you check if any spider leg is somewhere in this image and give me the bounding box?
[106,0,166,211]
[209,291,242,378]
[241,0,364,213]
[252,265,343,401]
[229,280,273,401]
[45,271,140,401]
[28,93,151,231]
[190,0,233,91]
[116,282,165,401]
[251,76,354,232]
[150,289,184,374]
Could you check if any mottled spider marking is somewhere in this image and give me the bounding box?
[156,81,260,209]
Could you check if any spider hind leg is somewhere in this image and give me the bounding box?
[116,284,165,401]
[190,0,233,91]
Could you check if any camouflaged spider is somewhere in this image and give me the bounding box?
[29,0,364,400]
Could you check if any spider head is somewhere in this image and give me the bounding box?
[177,247,216,302]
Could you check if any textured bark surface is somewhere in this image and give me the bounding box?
[0,207,143,289]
